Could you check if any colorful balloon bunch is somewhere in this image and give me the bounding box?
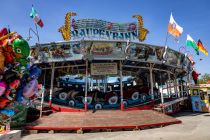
[0,27,42,111]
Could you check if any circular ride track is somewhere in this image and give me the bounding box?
[31,40,193,111]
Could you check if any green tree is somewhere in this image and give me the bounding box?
[198,73,210,84]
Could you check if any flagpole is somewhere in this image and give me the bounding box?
[35,23,40,44]
[164,32,169,46]
[162,31,169,63]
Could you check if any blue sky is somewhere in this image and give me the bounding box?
[0,0,210,74]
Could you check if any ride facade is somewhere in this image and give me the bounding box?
[30,13,193,113]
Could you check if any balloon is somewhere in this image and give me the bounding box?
[0,109,15,116]
[23,79,38,98]
[0,28,8,37]
[0,98,10,109]
[0,50,5,73]
[15,86,24,102]
[0,32,16,41]
[0,81,7,96]
[12,38,30,66]
[5,79,21,100]
[3,71,18,84]
[2,35,22,64]
[29,65,42,79]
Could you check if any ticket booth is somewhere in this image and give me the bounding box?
[190,84,210,112]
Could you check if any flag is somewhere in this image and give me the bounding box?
[197,39,208,56]
[30,6,44,28]
[168,13,183,38]
[186,34,199,55]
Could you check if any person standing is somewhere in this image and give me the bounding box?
[192,69,200,85]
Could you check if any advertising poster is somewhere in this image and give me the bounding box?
[191,96,202,112]
[129,44,157,62]
[30,42,84,63]
[165,49,181,66]
[85,41,126,60]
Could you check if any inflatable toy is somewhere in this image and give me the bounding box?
[2,35,21,64]
[0,109,15,117]
[23,79,38,98]
[0,32,16,41]
[5,79,21,100]
[0,98,10,109]
[0,28,8,37]
[29,65,42,79]
[12,38,30,66]
[3,71,18,84]
[0,50,5,73]
[0,81,6,96]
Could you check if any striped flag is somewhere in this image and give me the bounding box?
[30,6,44,28]
[168,13,183,38]
[197,39,208,56]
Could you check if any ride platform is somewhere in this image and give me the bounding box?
[25,110,181,132]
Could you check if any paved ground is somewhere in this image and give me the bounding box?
[21,111,210,140]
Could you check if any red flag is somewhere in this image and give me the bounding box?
[30,6,44,28]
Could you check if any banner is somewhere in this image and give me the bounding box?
[91,63,118,75]
[71,19,138,41]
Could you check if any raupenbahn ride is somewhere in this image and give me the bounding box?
[30,13,193,113]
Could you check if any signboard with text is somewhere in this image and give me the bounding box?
[91,63,118,75]
[71,19,138,41]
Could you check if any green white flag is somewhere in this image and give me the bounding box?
[186,34,199,55]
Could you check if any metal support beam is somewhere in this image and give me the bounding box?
[49,63,55,107]
[120,61,124,111]
[181,78,184,97]
[166,82,169,98]
[168,72,171,98]
[123,65,174,74]
[40,64,86,70]
[160,73,164,104]
[177,80,180,97]
[85,60,88,111]
[149,64,154,100]
[174,76,178,98]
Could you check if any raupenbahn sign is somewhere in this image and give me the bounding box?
[58,12,149,42]
[71,27,138,40]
